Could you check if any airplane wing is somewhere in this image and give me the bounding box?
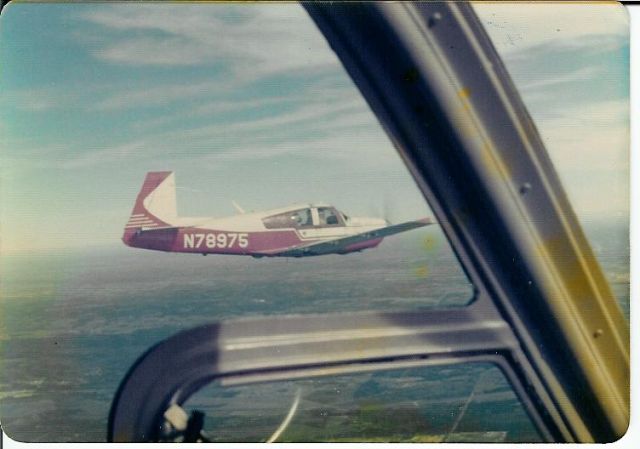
[273,217,435,257]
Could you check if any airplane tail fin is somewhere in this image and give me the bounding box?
[123,171,177,245]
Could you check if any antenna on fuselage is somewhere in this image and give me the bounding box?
[231,200,245,214]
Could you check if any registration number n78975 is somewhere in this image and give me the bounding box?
[183,233,249,249]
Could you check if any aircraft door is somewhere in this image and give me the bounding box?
[302,207,348,239]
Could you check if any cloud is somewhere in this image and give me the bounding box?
[199,129,393,166]
[133,91,339,130]
[0,87,61,112]
[54,88,387,171]
[59,139,149,169]
[531,98,629,217]
[46,93,360,170]
[518,66,606,93]
[130,93,321,132]
[80,4,338,80]
[536,99,629,172]
[473,3,628,55]
[175,95,369,141]
[92,80,227,111]
[97,36,207,66]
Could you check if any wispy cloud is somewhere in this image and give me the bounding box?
[536,99,629,173]
[175,95,368,141]
[80,4,337,80]
[518,66,606,92]
[199,129,393,166]
[474,3,628,54]
[528,97,629,217]
[1,87,62,112]
[130,93,319,132]
[59,139,149,169]
[92,80,227,111]
[54,89,384,170]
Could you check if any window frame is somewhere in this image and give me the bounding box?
[314,206,344,227]
[262,208,314,230]
[108,297,552,442]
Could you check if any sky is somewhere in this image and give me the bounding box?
[0,2,629,253]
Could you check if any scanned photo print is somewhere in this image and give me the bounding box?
[0,1,629,443]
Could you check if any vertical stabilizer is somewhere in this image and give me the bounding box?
[123,171,177,245]
[143,172,177,220]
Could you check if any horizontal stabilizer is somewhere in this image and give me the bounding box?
[136,226,180,232]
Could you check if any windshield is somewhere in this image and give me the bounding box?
[0,1,628,443]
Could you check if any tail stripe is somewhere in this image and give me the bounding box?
[127,223,155,227]
[125,224,157,229]
[127,217,157,223]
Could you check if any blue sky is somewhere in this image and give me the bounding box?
[0,2,629,253]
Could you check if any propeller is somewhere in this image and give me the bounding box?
[382,198,394,225]
[367,197,393,224]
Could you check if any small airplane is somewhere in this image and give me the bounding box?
[122,171,434,257]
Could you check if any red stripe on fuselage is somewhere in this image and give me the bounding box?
[125,227,314,255]
[341,237,383,253]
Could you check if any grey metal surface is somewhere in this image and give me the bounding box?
[108,298,552,442]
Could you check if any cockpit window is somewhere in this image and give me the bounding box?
[183,362,541,443]
[0,3,476,440]
[263,208,313,229]
[293,209,312,227]
[317,207,341,226]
